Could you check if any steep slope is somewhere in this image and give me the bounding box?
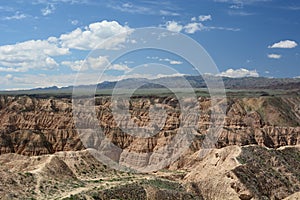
[0,150,202,200]
[0,95,299,157]
[0,94,300,199]
[183,145,300,200]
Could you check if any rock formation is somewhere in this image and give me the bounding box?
[0,94,300,199]
[0,95,299,157]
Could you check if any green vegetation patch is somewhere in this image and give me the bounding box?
[141,178,185,191]
[233,146,300,199]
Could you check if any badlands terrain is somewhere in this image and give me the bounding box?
[0,86,300,199]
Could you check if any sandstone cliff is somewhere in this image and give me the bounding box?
[1,94,300,199]
[0,95,299,157]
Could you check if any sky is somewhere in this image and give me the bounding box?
[0,0,300,90]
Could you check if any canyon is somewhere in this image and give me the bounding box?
[0,94,300,199]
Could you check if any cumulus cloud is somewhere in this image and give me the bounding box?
[62,56,109,71]
[184,22,204,34]
[59,20,132,50]
[199,15,212,21]
[0,40,69,72]
[190,15,212,22]
[41,4,55,16]
[0,20,132,74]
[268,54,281,59]
[217,68,259,78]
[165,21,183,32]
[268,40,298,49]
[166,15,211,34]
[165,21,202,33]
[62,56,130,72]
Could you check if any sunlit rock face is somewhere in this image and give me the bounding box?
[0,95,299,156]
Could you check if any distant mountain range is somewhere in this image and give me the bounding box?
[1,75,300,95]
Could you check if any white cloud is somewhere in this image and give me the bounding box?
[146,56,159,60]
[160,58,183,65]
[228,10,254,16]
[33,0,87,5]
[0,6,14,12]
[268,54,281,59]
[5,73,81,89]
[214,0,271,5]
[163,20,239,34]
[199,15,212,21]
[217,68,259,78]
[165,21,183,32]
[159,10,180,16]
[107,1,179,16]
[0,74,14,86]
[184,22,204,34]
[71,19,78,25]
[230,4,243,9]
[62,56,109,71]
[148,57,183,65]
[108,2,151,14]
[268,40,298,49]
[207,26,240,31]
[0,40,69,72]
[5,74,13,79]
[59,20,132,50]
[110,64,131,71]
[3,71,187,90]
[62,56,130,72]
[190,14,213,22]
[169,60,182,65]
[41,4,55,16]
[131,39,137,44]
[3,11,27,20]
[61,60,85,71]
[0,20,131,74]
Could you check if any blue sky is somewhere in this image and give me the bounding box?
[0,0,299,90]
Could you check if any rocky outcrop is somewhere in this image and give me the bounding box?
[0,96,83,155]
[0,150,202,199]
[183,145,300,200]
[232,145,300,199]
[0,94,300,199]
[0,95,299,157]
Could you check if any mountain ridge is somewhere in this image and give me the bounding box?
[1,76,300,94]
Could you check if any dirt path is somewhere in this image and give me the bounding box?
[58,175,152,200]
[29,155,54,198]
